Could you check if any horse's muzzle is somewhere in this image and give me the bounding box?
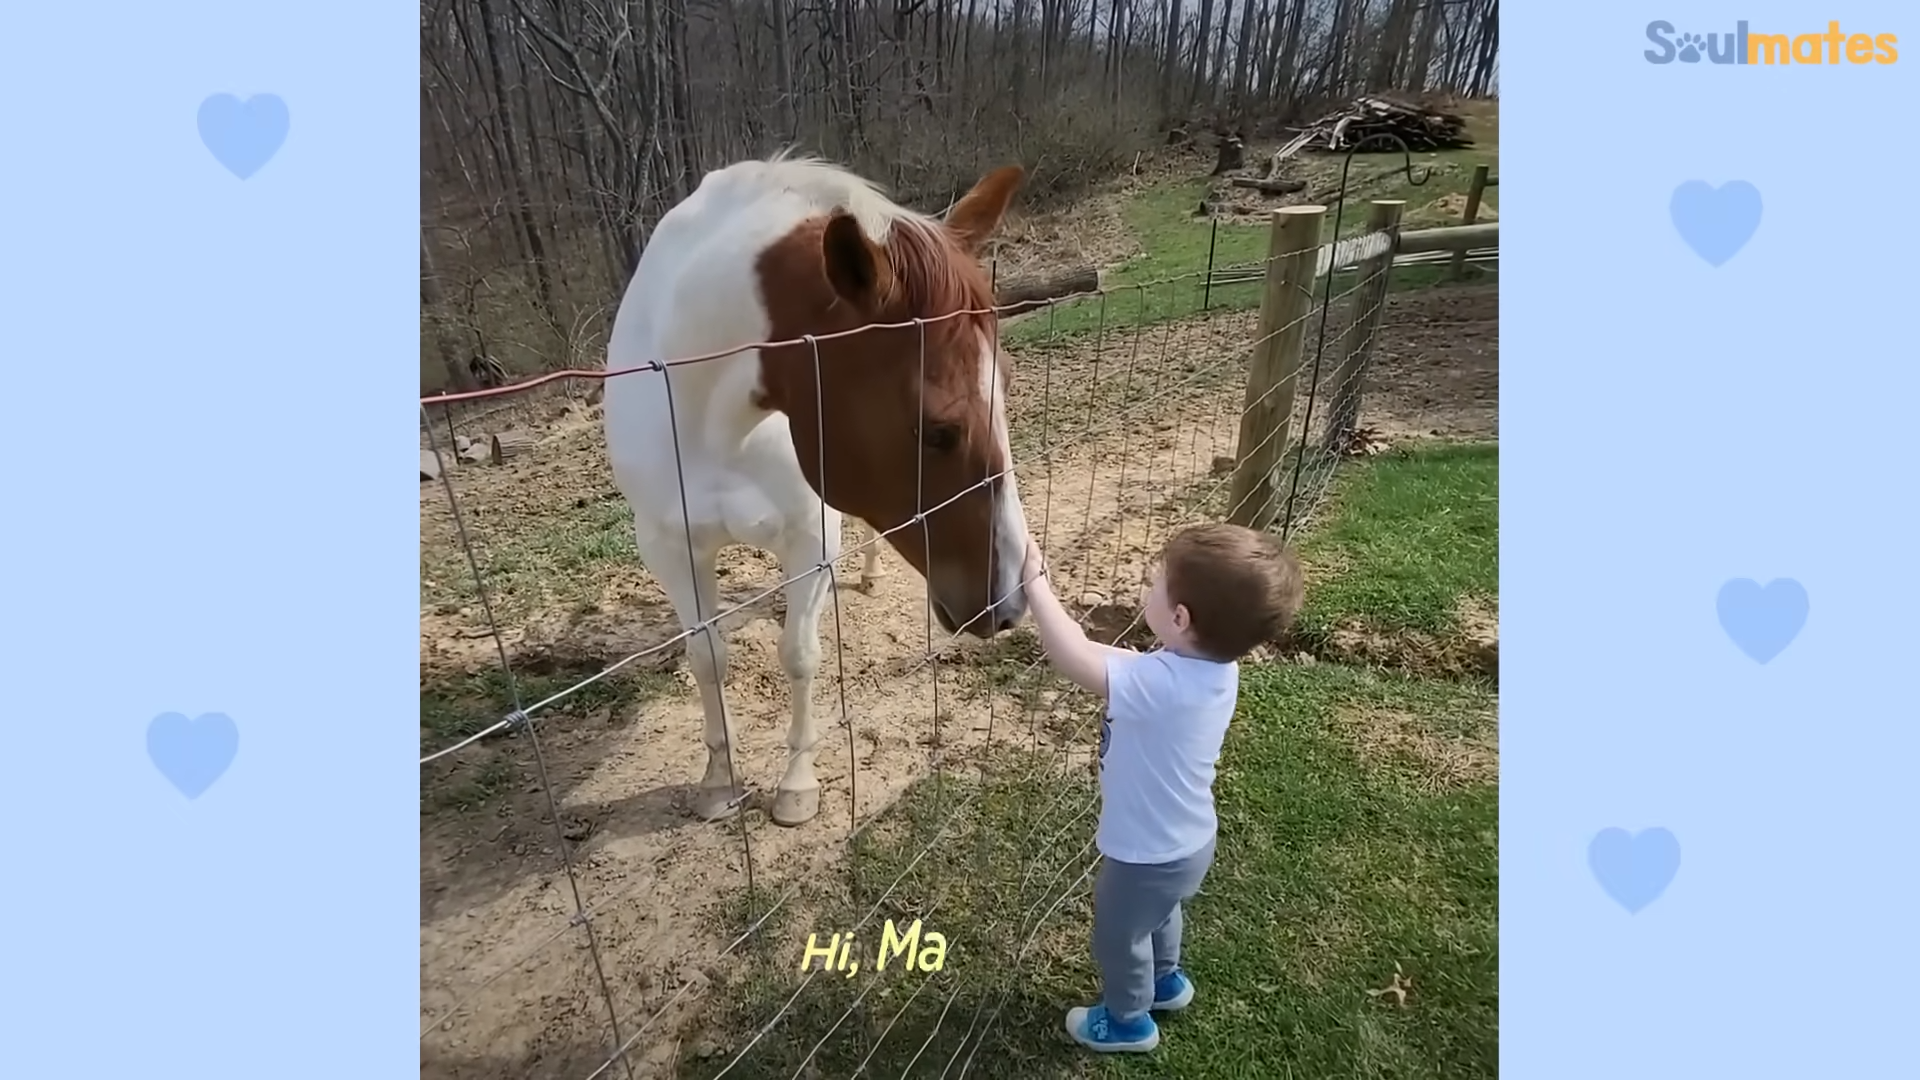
[931,593,1024,639]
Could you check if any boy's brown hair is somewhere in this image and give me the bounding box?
[1160,523,1304,661]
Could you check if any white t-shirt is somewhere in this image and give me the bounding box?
[1095,647,1238,864]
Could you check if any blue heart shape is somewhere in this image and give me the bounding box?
[1716,577,1808,664]
[196,93,289,180]
[1588,827,1680,914]
[1669,180,1762,267]
[147,712,239,799]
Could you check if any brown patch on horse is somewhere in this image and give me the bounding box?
[751,167,1022,591]
[943,165,1024,252]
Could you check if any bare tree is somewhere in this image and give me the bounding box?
[419,0,1498,391]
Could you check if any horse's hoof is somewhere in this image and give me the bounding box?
[770,788,820,827]
[692,786,748,821]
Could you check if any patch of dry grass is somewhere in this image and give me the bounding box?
[1338,698,1498,793]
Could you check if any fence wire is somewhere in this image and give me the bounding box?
[419,217,1475,1079]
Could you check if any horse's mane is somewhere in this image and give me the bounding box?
[759,152,997,337]
[760,150,920,240]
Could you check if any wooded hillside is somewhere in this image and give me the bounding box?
[420,0,1500,391]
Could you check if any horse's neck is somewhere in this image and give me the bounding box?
[663,350,775,457]
[620,160,833,460]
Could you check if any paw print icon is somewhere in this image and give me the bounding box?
[1677,32,1706,62]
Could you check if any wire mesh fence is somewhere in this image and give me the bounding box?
[419,204,1486,1079]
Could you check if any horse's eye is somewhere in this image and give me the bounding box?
[921,423,961,454]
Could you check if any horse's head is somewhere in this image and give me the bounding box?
[756,164,1029,639]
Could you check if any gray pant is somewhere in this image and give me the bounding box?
[1091,837,1217,1023]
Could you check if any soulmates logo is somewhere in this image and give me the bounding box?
[1644,20,1898,65]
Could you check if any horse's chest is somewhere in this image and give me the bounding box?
[609,385,818,550]
[677,438,815,549]
[706,468,790,547]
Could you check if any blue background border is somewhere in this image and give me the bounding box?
[4,1,1917,1075]
[1504,3,1916,1076]
[1,2,418,1075]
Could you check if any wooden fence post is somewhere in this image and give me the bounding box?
[1321,199,1405,454]
[1450,164,1490,280]
[1228,204,1327,531]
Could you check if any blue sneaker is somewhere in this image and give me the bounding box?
[1152,969,1195,1011]
[1065,1004,1160,1052]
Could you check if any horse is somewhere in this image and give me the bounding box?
[468,354,508,390]
[602,155,1032,827]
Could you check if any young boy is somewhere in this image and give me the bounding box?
[1021,522,1304,1053]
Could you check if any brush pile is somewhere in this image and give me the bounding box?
[1269,96,1473,167]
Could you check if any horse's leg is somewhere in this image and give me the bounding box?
[641,525,744,821]
[860,521,887,589]
[770,517,840,826]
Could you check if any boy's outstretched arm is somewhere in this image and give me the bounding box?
[1021,536,1132,697]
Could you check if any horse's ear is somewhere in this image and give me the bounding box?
[944,165,1025,253]
[821,210,893,311]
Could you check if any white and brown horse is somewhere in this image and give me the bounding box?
[603,155,1031,827]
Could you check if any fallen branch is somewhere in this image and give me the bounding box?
[1229,176,1307,196]
[994,266,1102,317]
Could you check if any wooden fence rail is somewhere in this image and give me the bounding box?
[1201,220,1498,292]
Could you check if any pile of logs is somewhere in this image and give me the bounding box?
[1268,96,1473,169]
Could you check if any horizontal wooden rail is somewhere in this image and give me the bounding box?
[1395,221,1498,255]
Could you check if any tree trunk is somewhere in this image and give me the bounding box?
[1010,0,1031,106]
[1468,0,1498,95]
[666,0,701,198]
[1158,0,1179,115]
[1208,0,1231,107]
[1405,0,1445,93]
[1325,0,1362,94]
[421,231,474,393]
[1187,0,1215,108]
[474,0,557,321]
[1367,0,1420,90]
[1272,0,1308,105]
[1228,0,1261,114]
[770,0,799,139]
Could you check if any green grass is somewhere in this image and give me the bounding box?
[682,669,1495,1078]
[1294,442,1498,653]
[683,442,1499,1079]
[419,660,675,812]
[421,493,637,620]
[1006,141,1499,347]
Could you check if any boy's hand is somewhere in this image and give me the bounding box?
[1023,535,1047,582]
[1018,532,1109,697]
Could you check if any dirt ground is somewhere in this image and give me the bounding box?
[418,282,1496,1079]
[1351,285,1497,440]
